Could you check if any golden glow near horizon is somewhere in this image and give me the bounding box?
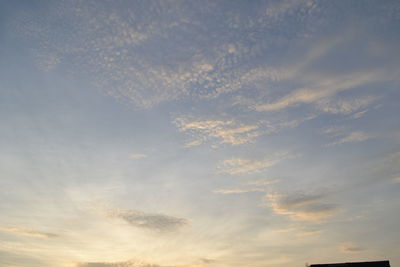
[0,1,399,266]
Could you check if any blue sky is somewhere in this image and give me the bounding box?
[0,1,400,266]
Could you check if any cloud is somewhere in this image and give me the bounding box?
[77,260,177,267]
[175,118,260,147]
[315,95,379,115]
[350,109,369,119]
[255,71,383,112]
[296,229,323,236]
[273,227,296,233]
[246,179,280,186]
[107,209,188,232]
[10,0,328,109]
[218,152,295,175]
[129,153,147,159]
[199,258,216,264]
[327,131,371,146]
[339,243,367,254]
[391,176,400,183]
[0,227,58,239]
[264,114,317,134]
[272,227,323,236]
[265,192,339,221]
[213,188,268,194]
[213,179,278,194]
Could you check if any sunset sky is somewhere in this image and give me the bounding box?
[0,1,399,266]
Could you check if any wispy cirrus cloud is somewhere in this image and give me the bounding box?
[107,209,189,233]
[77,260,177,267]
[339,243,367,254]
[213,188,268,195]
[218,152,295,175]
[129,153,147,159]
[255,71,384,112]
[296,229,324,236]
[320,126,373,147]
[327,131,372,147]
[0,227,58,239]
[315,95,379,116]
[265,192,339,221]
[213,179,278,194]
[175,118,260,147]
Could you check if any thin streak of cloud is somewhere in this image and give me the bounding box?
[175,118,260,147]
[76,260,178,267]
[255,71,383,112]
[339,243,367,254]
[273,227,296,233]
[218,152,295,175]
[213,188,268,195]
[327,131,371,147]
[316,95,379,116]
[0,227,58,239]
[296,229,323,236]
[246,179,279,186]
[129,153,147,159]
[214,179,278,194]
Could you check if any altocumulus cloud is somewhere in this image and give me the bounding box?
[107,209,189,232]
[265,192,339,221]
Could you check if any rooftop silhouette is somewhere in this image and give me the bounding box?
[309,261,390,267]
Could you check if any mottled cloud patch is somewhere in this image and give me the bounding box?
[175,118,260,147]
[107,209,188,232]
[339,243,367,254]
[11,1,321,109]
[0,227,58,239]
[218,152,295,175]
[265,192,339,221]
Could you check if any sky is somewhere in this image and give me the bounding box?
[0,0,400,266]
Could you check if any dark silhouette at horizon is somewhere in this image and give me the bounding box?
[309,260,390,267]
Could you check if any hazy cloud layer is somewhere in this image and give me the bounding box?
[2,0,400,266]
[107,210,188,232]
